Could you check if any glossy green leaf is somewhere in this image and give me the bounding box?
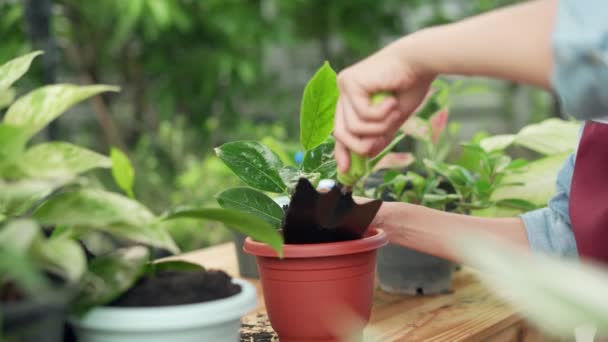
[164,207,283,257]
[300,62,338,150]
[110,148,135,198]
[4,84,119,139]
[261,136,296,167]
[0,51,42,91]
[301,139,337,179]
[33,189,179,254]
[19,142,111,179]
[215,141,286,193]
[216,187,284,228]
[72,246,150,315]
[148,260,204,274]
[452,234,608,338]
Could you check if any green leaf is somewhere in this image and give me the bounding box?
[34,235,87,283]
[110,148,135,198]
[452,234,608,338]
[301,139,337,179]
[0,124,28,170]
[479,134,515,152]
[261,136,296,167]
[414,91,441,120]
[3,84,120,139]
[0,219,39,252]
[148,260,204,274]
[368,132,407,171]
[216,187,284,228]
[0,51,42,91]
[491,153,570,206]
[300,62,338,150]
[495,198,538,211]
[72,246,150,315]
[164,207,283,257]
[33,189,179,254]
[0,87,16,110]
[0,219,86,283]
[215,141,286,193]
[0,247,48,296]
[19,142,111,179]
[0,178,70,216]
[512,119,580,155]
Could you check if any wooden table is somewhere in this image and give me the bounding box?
[177,242,552,342]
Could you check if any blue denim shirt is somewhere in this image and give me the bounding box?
[520,0,608,258]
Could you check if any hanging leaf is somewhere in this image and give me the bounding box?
[164,207,283,257]
[0,51,42,91]
[147,260,204,274]
[215,141,286,193]
[3,84,119,139]
[0,178,71,217]
[300,62,338,150]
[72,246,150,315]
[19,142,111,179]
[110,147,135,198]
[216,187,284,228]
[33,189,179,254]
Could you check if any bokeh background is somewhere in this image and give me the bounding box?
[1,0,559,251]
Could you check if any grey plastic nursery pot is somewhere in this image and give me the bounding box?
[366,172,454,295]
[0,289,70,342]
[377,244,453,295]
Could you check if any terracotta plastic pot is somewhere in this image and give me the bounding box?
[244,228,388,342]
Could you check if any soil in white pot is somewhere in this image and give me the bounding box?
[110,269,241,307]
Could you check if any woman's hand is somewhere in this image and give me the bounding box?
[333,37,435,173]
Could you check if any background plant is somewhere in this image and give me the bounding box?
[0,52,282,320]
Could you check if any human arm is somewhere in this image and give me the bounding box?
[372,201,529,263]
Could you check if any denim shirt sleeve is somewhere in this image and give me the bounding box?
[552,0,608,119]
[519,153,578,258]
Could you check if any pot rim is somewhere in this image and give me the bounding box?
[244,228,387,258]
[69,278,256,332]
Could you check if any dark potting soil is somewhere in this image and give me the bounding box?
[109,269,241,307]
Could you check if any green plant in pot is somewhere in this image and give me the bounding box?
[368,92,579,296]
[215,62,409,341]
[0,51,283,342]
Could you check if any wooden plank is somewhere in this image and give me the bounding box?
[178,242,552,342]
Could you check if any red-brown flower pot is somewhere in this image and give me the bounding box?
[243,228,388,342]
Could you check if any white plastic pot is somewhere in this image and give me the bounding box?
[70,278,256,342]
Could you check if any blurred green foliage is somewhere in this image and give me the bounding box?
[1,0,539,251]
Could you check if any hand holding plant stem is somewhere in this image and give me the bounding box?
[333,0,557,173]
